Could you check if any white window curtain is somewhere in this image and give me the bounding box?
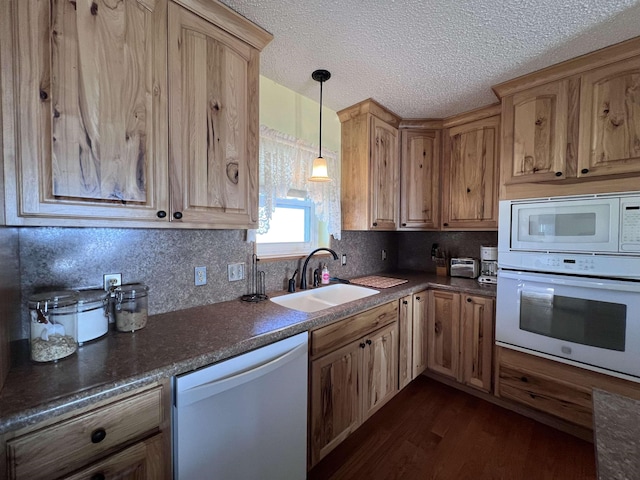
[258,125,341,240]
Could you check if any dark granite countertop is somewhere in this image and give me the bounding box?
[0,271,494,434]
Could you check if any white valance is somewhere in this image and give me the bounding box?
[259,126,341,240]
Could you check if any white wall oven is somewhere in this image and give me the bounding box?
[497,192,640,381]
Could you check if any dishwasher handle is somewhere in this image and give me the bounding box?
[176,340,307,408]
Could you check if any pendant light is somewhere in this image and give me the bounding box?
[309,69,332,182]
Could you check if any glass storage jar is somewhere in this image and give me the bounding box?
[28,290,79,362]
[114,283,149,332]
[77,289,109,344]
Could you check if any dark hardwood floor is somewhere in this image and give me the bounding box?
[308,376,597,480]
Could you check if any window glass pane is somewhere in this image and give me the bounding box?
[258,205,308,243]
[520,289,626,351]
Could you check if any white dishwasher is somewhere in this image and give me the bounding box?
[173,332,308,480]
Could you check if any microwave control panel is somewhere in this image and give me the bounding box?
[621,199,640,251]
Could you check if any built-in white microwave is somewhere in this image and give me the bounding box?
[499,192,640,255]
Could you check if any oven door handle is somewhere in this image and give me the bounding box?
[498,270,640,293]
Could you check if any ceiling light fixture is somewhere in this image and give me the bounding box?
[309,69,332,182]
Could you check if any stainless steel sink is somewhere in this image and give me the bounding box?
[270,284,379,312]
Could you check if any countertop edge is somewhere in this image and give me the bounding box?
[0,273,494,434]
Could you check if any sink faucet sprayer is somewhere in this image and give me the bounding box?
[300,248,338,290]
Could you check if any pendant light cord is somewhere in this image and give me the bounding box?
[318,79,323,159]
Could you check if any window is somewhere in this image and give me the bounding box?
[255,126,340,258]
[257,196,327,257]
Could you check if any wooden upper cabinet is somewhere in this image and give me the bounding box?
[168,2,258,226]
[399,129,440,229]
[578,56,640,178]
[370,117,399,230]
[494,36,640,199]
[4,0,169,223]
[1,0,270,227]
[339,99,400,231]
[502,80,571,184]
[442,112,499,230]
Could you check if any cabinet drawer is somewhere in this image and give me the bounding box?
[7,386,162,480]
[311,301,398,357]
[498,363,593,429]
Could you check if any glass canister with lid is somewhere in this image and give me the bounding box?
[76,289,109,344]
[114,283,149,332]
[28,290,79,362]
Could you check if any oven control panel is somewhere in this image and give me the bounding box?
[621,199,640,251]
[543,256,596,272]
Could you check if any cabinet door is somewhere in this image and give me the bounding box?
[460,295,495,393]
[398,296,413,390]
[578,56,640,178]
[412,291,429,379]
[168,2,258,227]
[427,290,460,379]
[442,116,499,230]
[309,340,361,467]
[361,322,398,420]
[62,434,164,480]
[369,116,399,230]
[502,80,570,183]
[400,129,440,229]
[6,0,169,224]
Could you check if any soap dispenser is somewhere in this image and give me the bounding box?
[321,264,330,285]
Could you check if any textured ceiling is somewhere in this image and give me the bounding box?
[220,0,640,118]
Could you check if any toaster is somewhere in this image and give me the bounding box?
[450,258,480,278]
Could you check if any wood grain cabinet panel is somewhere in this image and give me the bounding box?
[339,99,400,231]
[398,291,428,390]
[427,290,495,393]
[309,339,361,467]
[411,292,428,379]
[63,433,164,480]
[398,295,413,390]
[399,129,440,230]
[427,290,460,379]
[460,295,495,393]
[3,0,169,223]
[578,56,640,178]
[1,0,269,227]
[168,1,258,226]
[309,301,399,468]
[502,80,571,184]
[442,115,499,230]
[4,385,167,480]
[495,38,640,199]
[362,322,398,420]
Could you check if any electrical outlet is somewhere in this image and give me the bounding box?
[195,266,207,286]
[103,273,122,291]
[228,263,245,282]
[381,249,387,261]
[341,254,347,266]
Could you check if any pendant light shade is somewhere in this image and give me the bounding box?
[309,69,332,182]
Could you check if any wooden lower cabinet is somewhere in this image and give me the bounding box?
[63,434,164,480]
[398,291,428,390]
[427,290,495,393]
[309,301,399,468]
[3,383,169,480]
[495,347,640,430]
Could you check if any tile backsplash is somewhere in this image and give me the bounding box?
[4,226,496,340]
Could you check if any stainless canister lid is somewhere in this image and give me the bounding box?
[76,289,108,309]
[114,283,149,300]
[28,290,79,310]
